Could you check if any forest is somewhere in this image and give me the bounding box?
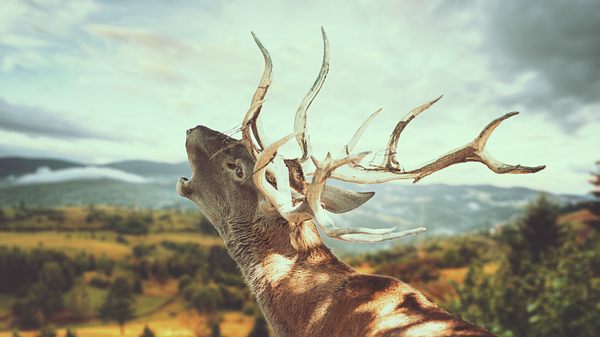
[0,170,599,337]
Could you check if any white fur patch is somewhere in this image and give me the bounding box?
[300,223,322,247]
[404,321,450,336]
[262,253,295,286]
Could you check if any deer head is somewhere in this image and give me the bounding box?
[177,27,545,243]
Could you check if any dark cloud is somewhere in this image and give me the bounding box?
[481,0,600,131]
[0,98,115,140]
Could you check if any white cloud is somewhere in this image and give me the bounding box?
[0,0,597,194]
[13,166,147,184]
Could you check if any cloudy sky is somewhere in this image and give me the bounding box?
[0,0,598,194]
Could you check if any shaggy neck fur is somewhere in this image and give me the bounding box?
[220,216,497,337]
[223,216,354,337]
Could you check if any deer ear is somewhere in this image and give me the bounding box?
[321,186,375,214]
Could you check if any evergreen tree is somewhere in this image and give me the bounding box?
[190,285,223,313]
[449,194,600,337]
[37,326,56,337]
[517,194,562,259]
[68,278,90,318]
[247,316,269,337]
[587,161,600,231]
[13,281,63,328]
[139,325,155,337]
[0,208,7,227]
[210,321,222,337]
[505,194,563,275]
[65,328,77,337]
[133,275,144,294]
[99,276,135,335]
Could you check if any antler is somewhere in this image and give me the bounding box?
[244,28,545,243]
[242,32,272,159]
[253,132,427,242]
[294,26,330,162]
[331,109,546,184]
[305,153,427,242]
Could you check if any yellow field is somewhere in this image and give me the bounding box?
[439,263,499,284]
[0,232,130,258]
[127,233,223,247]
[0,231,222,258]
[0,312,254,337]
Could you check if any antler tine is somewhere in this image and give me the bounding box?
[330,111,546,184]
[294,26,330,162]
[337,227,427,243]
[383,95,443,170]
[253,130,312,223]
[304,151,426,242]
[342,108,383,156]
[408,111,546,182]
[243,32,273,159]
[243,99,266,159]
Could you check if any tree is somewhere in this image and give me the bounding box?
[99,276,135,335]
[132,275,144,294]
[190,285,223,313]
[247,316,270,337]
[210,321,222,337]
[67,278,90,319]
[65,328,77,337]
[0,208,7,227]
[516,194,563,259]
[13,281,64,328]
[139,325,155,337]
[449,195,600,337]
[11,328,21,337]
[505,194,564,276]
[587,161,600,231]
[37,326,56,337]
[39,261,69,292]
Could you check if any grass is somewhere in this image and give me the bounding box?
[135,295,170,317]
[0,231,222,259]
[78,285,170,316]
[0,232,130,259]
[1,205,205,233]
[0,309,254,337]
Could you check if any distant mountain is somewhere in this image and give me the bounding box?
[0,179,183,209]
[104,160,190,177]
[0,157,189,180]
[0,156,588,253]
[0,157,83,178]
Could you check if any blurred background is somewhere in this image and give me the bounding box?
[0,0,599,336]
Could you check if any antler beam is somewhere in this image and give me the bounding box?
[331,111,546,184]
[242,33,272,159]
[294,26,330,162]
[305,153,427,242]
[246,28,545,243]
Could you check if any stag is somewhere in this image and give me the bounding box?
[177,28,544,337]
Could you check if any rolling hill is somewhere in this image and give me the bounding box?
[0,156,588,252]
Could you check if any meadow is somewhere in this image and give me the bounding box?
[0,200,598,337]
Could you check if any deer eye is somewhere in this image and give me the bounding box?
[225,162,244,179]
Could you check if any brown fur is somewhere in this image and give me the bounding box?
[178,126,498,337]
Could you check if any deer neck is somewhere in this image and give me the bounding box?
[223,216,354,336]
